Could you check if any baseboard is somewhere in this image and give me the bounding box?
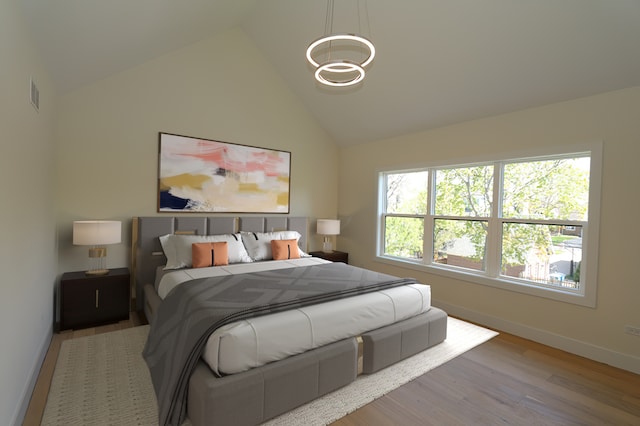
[433,299,640,375]
[12,325,53,426]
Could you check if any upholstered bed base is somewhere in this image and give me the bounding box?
[189,337,358,426]
[187,307,447,426]
[142,261,448,426]
[134,217,448,425]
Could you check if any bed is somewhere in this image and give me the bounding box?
[132,216,447,426]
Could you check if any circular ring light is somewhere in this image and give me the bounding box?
[306,33,375,86]
[315,60,365,87]
[306,33,376,68]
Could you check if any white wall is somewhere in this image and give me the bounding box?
[55,27,339,274]
[339,87,640,373]
[0,1,57,424]
[1,21,339,424]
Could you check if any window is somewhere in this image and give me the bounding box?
[383,171,428,259]
[377,145,601,306]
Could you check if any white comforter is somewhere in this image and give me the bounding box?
[156,258,431,375]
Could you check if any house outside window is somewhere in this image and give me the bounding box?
[377,144,601,307]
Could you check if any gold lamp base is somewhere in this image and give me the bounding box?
[322,236,334,253]
[86,247,109,275]
[88,247,106,258]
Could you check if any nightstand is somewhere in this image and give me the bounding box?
[60,267,130,331]
[309,250,349,264]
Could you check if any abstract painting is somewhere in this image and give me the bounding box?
[158,133,291,213]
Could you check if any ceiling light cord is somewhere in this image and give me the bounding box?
[306,0,376,87]
[325,0,333,61]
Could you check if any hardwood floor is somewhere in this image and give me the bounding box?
[334,332,640,426]
[23,315,640,426]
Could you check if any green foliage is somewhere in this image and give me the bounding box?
[502,159,589,220]
[572,261,581,282]
[433,165,492,260]
[435,165,493,217]
[384,172,427,258]
[385,172,428,214]
[384,157,589,273]
[501,223,552,267]
[384,216,423,258]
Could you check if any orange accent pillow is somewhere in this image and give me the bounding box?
[271,239,301,260]
[192,242,229,268]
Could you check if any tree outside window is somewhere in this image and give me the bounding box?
[380,153,590,294]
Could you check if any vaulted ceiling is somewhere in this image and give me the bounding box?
[19,0,640,146]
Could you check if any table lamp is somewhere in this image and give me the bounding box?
[317,219,340,253]
[73,220,122,275]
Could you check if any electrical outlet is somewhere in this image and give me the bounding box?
[624,325,640,337]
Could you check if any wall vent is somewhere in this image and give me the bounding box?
[30,77,40,112]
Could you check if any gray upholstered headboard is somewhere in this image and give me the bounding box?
[131,216,308,311]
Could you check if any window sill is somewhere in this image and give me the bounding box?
[374,255,595,308]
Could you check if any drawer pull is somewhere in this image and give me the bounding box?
[95,289,99,308]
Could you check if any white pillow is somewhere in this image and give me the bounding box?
[240,231,309,261]
[159,233,253,269]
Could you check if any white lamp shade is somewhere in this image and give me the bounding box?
[317,219,340,236]
[73,221,122,246]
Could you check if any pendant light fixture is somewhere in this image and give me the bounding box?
[306,0,376,87]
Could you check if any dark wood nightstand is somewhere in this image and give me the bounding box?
[60,267,130,331]
[309,250,349,264]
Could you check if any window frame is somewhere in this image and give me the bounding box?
[376,142,602,307]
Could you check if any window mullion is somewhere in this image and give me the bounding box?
[377,174,387,256]
[485,162,502,278]
[424,168,435,265]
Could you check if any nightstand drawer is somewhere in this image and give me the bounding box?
[60,267,130,330]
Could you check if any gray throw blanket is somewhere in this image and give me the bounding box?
[143,262,416,426]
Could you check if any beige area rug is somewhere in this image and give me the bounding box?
[41,317,498,426]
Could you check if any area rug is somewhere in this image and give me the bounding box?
[41,317,497,426]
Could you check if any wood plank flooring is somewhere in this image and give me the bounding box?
[22,315,640,426]
[334,332,640,426]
